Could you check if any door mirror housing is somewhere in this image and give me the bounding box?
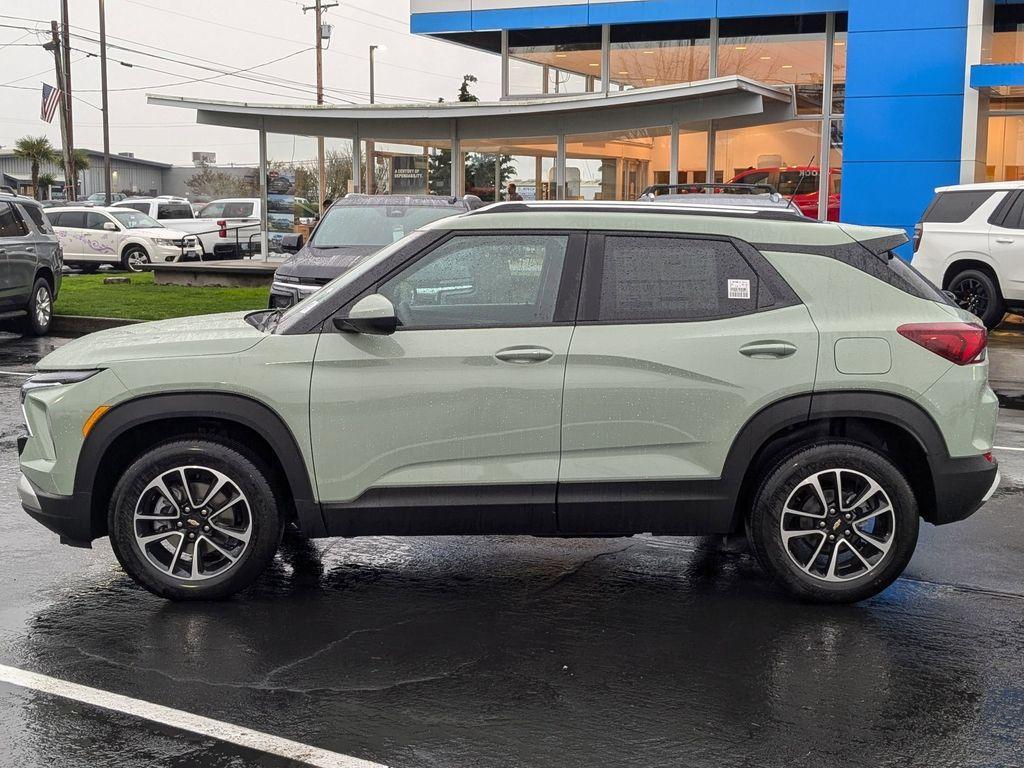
[102,221,118,231]
[334,293,398,335]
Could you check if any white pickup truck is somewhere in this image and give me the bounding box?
[114,197,262,260]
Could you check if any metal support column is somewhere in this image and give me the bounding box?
[555,134,567,200]
[601,24,611,95]
[258,120,269,261]
[669,121,680,187]
[819,12,836,221]
[352,126,362,194]
[706,18,719,184]
[500,30,509,99]
[450,121,461,197]
[494,154,502,202]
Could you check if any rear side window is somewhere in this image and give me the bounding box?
[157,203,193,219]
[19,203,53,234]
[594,235,758,322]
[121,202,150,214]
[53,211,86,228]
[0,202,27,237]
[922,191,993,224]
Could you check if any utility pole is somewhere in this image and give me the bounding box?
[61,0,75,200]
[98,0,112,206]
[367,44,384,194]
[303,1,336,213]
[45,21,73,203]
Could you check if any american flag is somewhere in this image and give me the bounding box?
[40,83,61,123]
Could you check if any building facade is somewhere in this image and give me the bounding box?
[410,0,1024,252]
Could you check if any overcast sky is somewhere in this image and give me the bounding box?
[0,0,498,166]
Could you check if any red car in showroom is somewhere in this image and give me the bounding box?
[730,166,841,221]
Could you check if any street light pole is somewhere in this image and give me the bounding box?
[367,45,384,193]
[98,0,111,206]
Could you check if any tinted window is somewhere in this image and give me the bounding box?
[19,203,53,234]
[922,191,994,224]
[198,201,254,218]
[157,203,193,219]
[120,202,150,214]
[596,235,758,322]
[86,212,112,230]
[313,205,459,248]
[379,234,568,328]
[0,202,27,238]
[53,210,86,228]
[778,170,820,196]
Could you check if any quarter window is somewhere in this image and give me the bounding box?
[0,202,26,237]
[594,235,758,322]
[157,203,193,219]
[922,191,994,224]
[379,234,569,329]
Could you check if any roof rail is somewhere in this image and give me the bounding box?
[466,199,815,223]
[639,182,778,198]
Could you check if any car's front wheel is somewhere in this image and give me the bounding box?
[108,438,283,600]
[747,441,919,603]
[121,245,150,273]
[947,268,1004,329]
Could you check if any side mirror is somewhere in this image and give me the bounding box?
[333,293,398,335]
[279,233,304,253]
[102,221,118,231]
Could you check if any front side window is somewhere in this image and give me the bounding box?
[111,210,161,229]
[85,212,113,231]
[0,202,27,238]
[157,203,193,219]
[379,234,569,329]
[312,204,459,248]
[594,235,758,322]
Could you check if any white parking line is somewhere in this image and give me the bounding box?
[0,663,386,768]
[993,446,1024,452]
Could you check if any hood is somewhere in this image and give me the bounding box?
[129,227,192,241]
[39,311,265,369]
[274,244,381,282]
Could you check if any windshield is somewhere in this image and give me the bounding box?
[110,210,161,229]
[311,205,457,248]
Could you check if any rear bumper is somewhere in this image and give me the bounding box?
[18,473,94,548]
[928,453,1000,525]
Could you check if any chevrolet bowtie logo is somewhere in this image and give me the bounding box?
[186,519,201,528]
[833,520,842,532]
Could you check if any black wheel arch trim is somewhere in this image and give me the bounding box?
[75,391,324,540]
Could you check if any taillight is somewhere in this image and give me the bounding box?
[217,219,227,238]
[912,223,923,253]
[897,322,987,365]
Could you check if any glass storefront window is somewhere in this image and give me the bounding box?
[718,15,828,115]
[715,120,829,217]
[987,114,1024,182]
[566,127,669,200]
[988,5,1024,64]
[459,138,558,201]
[832,26,846,115]
[608,21,711,90]
[508,27,603,96]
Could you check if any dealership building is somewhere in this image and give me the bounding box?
[157,0,1024,255]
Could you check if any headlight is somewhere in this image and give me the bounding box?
[21,369,102,403]
[152,238,176,247]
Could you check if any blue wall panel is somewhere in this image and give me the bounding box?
[847,0,968,31]
[588,0,715,24]
[971,63,1024,88]
[846,28,968,97]
[844,95,964,163]
[716,0,848,18]
[473,4,589,30]
[842,161,962,228]
[410,10,475,34]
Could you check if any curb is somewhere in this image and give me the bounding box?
[51,315,141,337]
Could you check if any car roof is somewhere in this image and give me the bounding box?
[428,200,902,249]
[935,181,1024,193]
[334,193,480,209]
[45,206,124,213]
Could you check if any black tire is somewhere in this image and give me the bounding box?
[22,276,53,336]
[747,441,919,604]
[108,437,283,600]
[947,268,1004,329]
[78,263,100,274]
[121,244,150,273]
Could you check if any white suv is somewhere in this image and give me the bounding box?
[913,181,1024,328]
[113,196,195,222]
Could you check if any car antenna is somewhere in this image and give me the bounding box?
[787,155,817,207]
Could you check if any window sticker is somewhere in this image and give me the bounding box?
[728,279,751,300]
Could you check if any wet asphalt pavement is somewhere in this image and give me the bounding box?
[0,332,1023,768]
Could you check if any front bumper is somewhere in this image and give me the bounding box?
[928,453,1000,525]
[18,472,94,548]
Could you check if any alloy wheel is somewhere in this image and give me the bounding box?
[951,278,989,317]
[133,465,253,581]
[779,468,896,582]
[34,285,51,329]
[127,249,150,272]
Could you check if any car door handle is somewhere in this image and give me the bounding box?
[494,346,554,364]
[996,237,1015,244]
[739,341,798,359]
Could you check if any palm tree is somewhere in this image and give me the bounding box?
[36,172,57,200]
[13,136,60,200]
[69,149,90,200]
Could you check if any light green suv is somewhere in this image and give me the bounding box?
[17,202,1000,603]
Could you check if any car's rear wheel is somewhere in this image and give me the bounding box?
[747,441,919,603]
[108,438,283,600]
[121,245,150,273]
[947,268,1004,329]
[23,277,53,336]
